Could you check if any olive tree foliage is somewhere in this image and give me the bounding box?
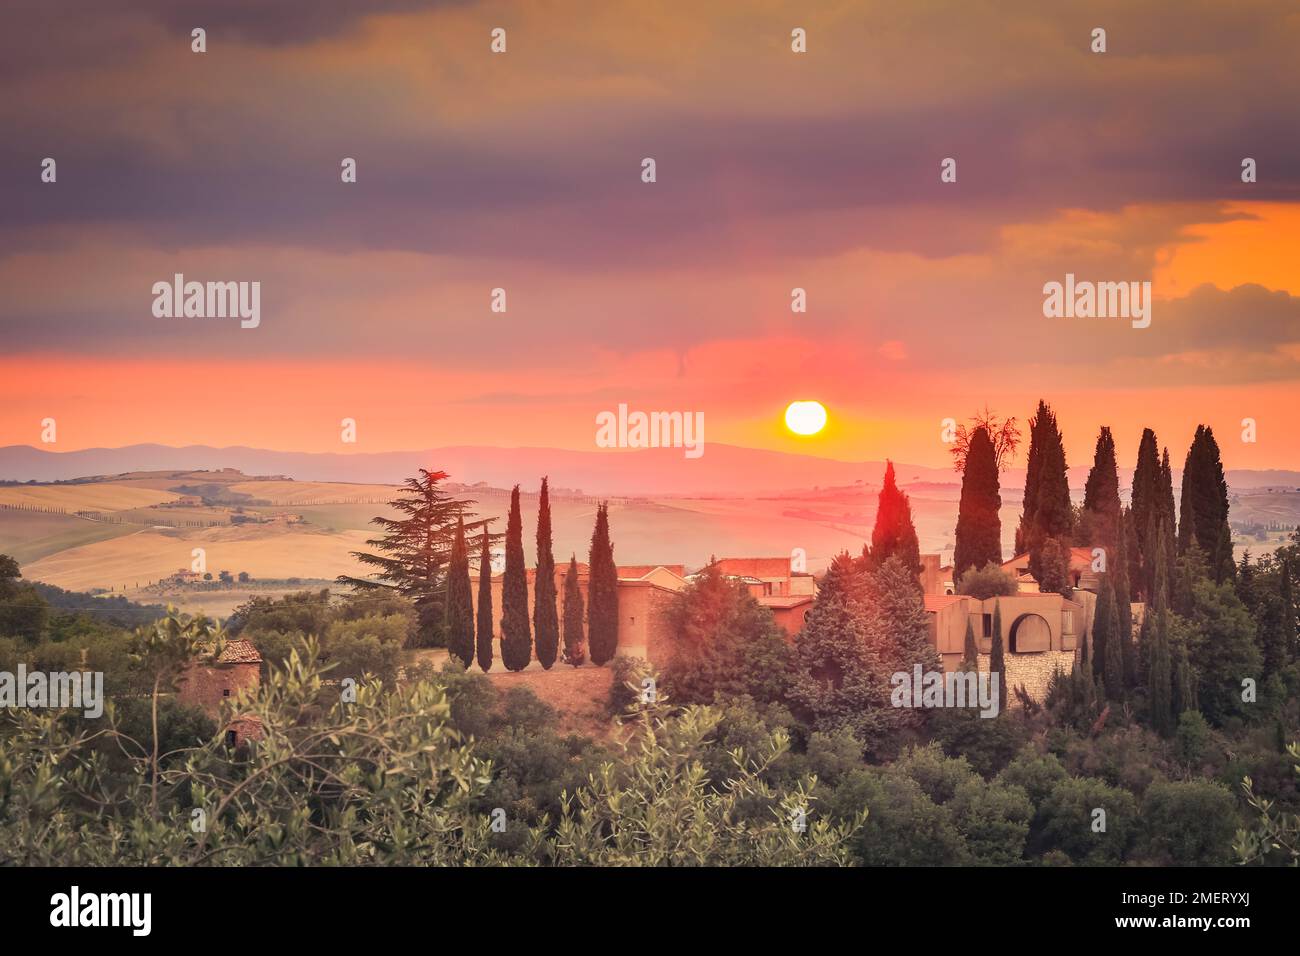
[549,693,863,866]
[0,638,861,866]
[1235,741,1300,866]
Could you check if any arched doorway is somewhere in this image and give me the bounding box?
[1009,613,1051,653]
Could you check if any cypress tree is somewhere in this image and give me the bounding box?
[445,516,475,668]
[500,485,532,671]
[562,554,586,666]
[954,427,1003,577]
[869,460,923,576]
[475,531,494,672]
[1091,575,1113,683]
[587,502,620,665]
[1082,426,1121,553]
[1178,425,1232,582]
[533,477,560,669]
[1027,418,1072,586]
[1103,583,1124,700]
[961,616,979,672]
[1114,508,1137,688]
[990,600,1007,714]
[1016,400,1053,555]
[1130,428,1162,600]
[1147,529,1175,736]
[870,460,922,578]
[1149,606,1175,736]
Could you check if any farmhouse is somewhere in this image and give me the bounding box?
[176,640,264,747]
[919,548,1132,702]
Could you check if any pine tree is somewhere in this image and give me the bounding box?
[445,516,475,668]
[476,531,494,672]
[1082,426,1121,553]
[954,427,1003,577]
[990,600,1007,714]
[341,469,484,647]
[587,502,620,665]
[533,477,560,669]
[562,554,586,666]
[869,460,922,578]
[500,485,532,671]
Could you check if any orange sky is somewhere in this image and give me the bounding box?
[2,2,1299,473]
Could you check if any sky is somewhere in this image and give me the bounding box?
[2,0,1299,475]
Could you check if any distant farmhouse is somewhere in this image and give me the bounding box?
[177,640,264,747]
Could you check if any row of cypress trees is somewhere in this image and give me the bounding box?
[446,480,620,672]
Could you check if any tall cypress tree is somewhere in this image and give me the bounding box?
[445,516,475,668]
[1147,528,1175,735]
[1028,423,1072,586]
[500,485,532,671]
[954,427,1003,577]
[1102,582,1124,700]
[1082,426,1121,553]
[869,460,922,578]
[476,531,494,672]
[1114,508,1137,688]
[1178,425,1232,582]
[1130,428,1162,601]
[961,616,979,672]
[990,600,1007,714]
[587,502,620,665]
[562,554,586,666]
[1016,400,1053,555]
[533,477,560,669]
[1091,574,1114,683]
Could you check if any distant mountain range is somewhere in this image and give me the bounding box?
[2,443,1297,497]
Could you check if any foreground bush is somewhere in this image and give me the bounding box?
[0,639,859,866]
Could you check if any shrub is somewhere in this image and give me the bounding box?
[1139,779,1237,865]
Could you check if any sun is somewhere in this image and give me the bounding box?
[784,400,827,436]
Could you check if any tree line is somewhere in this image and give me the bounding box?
[339,470,621,672]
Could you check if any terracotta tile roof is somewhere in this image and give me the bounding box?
[924,594,967,613]
[713,557,791,578]
[617,564,685,579]
[217,640,263,664]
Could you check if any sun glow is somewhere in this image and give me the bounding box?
[784,400,827,436]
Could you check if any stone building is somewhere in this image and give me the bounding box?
[176,639,263,746]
